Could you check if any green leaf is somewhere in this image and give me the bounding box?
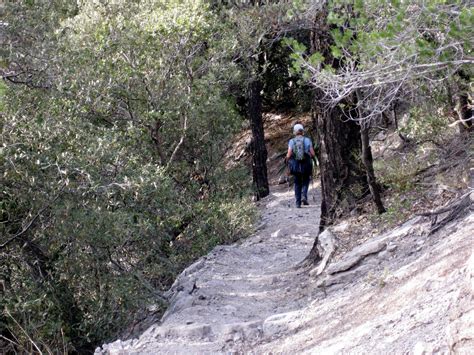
[331,45,342,59]
[308,52,325,66]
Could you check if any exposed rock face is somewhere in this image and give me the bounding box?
[96,187,473,354]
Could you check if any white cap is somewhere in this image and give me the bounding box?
[293,123,304,134]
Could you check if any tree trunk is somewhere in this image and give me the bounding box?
[248,78,269,200]
[306,100,367,263]
[360,125,386,214]
[306,7,368,263]
[455,70,473,134]
[356,90,386,214]
[455,93,473,134]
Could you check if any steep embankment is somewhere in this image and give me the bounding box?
[97,184,473,354]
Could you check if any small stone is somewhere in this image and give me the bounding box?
[387,243,397,252]
[413,341,434,355]
[271,229,281,238]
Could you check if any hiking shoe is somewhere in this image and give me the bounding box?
[302,199,309,206]
[296,204,301,208]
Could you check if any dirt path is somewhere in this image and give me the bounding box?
[97,188,474,354]
[97,185,320,353]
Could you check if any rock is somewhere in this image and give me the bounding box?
[309,229,336,277]
[221,321,262,343]
[263,311,300,339]
[387,243,397,252]
[327,237,388,274]
[413,341,435,355]
[332,221,350,233]
[223,305,237,314]
[160,323,213,340]
[95,340,125,355]
[271,229,281,238]
[317,264,373,288]
[446,253,474,353]
[273,252,288,260]
[161,294,194,321]
[278,175,288,185]
[447,308,474,353]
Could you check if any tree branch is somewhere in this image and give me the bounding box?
[0,184,65,250]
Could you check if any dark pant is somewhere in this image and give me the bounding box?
[294,173,310,206]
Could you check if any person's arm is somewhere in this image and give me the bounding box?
[306,137,316,158]
[286,140,293,161]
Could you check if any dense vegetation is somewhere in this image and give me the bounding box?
[1,0,472,353]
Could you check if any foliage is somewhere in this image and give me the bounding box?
[286,0,474,122]
[400,108,450,141]
[1,0,256,352]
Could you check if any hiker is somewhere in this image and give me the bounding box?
[286,123,316,208]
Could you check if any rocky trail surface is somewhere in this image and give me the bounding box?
[97,187,473,354]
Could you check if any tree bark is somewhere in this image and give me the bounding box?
[307,98,368,262]
[356,90,386,214]
[455,93,473,134]
[306,7,368,263]
[360,125,386,214]
[453,70,473,134]
[248,78,269,200]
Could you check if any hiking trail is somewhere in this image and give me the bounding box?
[97,185,321,353]
[97,185,473,354]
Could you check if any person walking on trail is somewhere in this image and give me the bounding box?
[286,123,316,208]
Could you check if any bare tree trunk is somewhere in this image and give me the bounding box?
[248,78,269,200]
[360,125,386,214]
[356,90,386,214]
